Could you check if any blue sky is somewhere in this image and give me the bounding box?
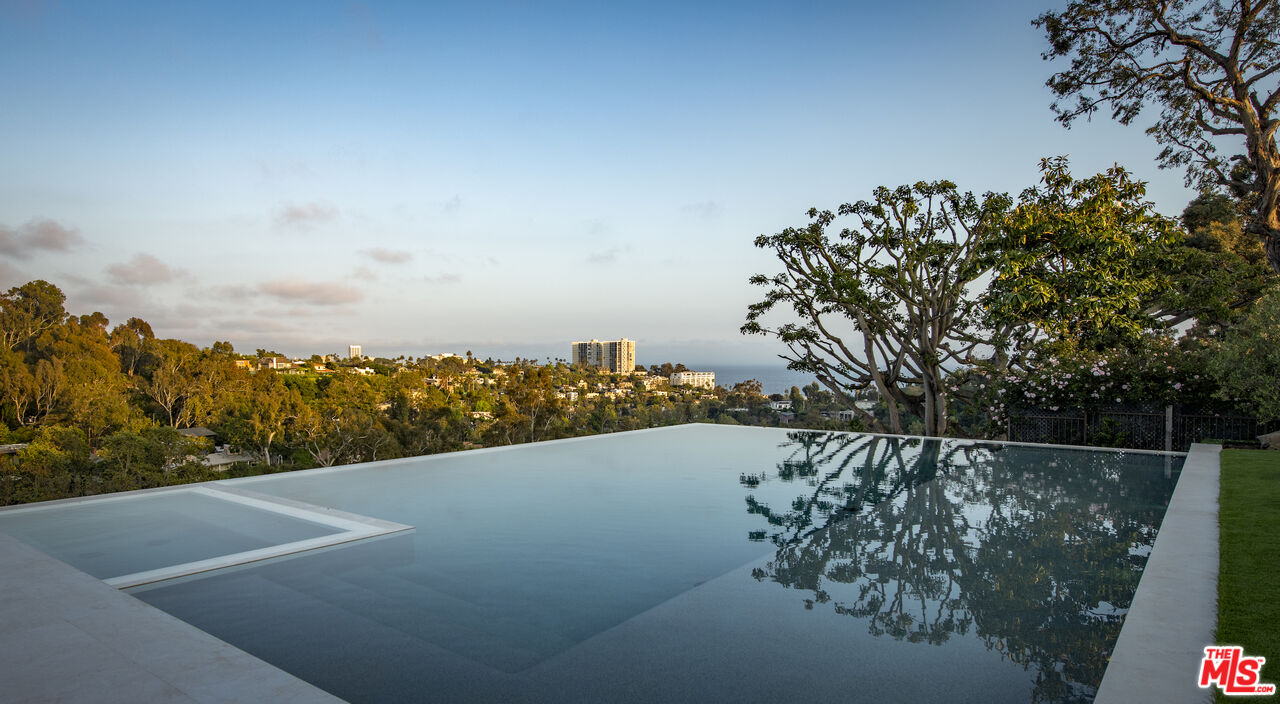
[0,1,1198,364]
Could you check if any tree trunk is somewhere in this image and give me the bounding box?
[1246,154,1280,274]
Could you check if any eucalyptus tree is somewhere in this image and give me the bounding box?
[0,280,66,354]
[1037,0,1280,272]
[743,181,1011,436]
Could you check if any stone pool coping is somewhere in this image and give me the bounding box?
[0,531,345,703]
[1095,442,1219,704]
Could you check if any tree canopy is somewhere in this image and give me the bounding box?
[983,157,1180,352]
[1036,0,1280,273]
[743,180,1011,436]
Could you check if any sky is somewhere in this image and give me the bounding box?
[0,0,1201,365]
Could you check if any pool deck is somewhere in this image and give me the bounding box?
[0,531,344,703]
[1094,442,1219,704]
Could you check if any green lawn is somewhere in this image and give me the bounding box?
[1217,449,1280,699]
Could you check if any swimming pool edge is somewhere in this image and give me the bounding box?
[1094,442,1219,704]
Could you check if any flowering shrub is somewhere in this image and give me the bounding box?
[972,337,1218,429]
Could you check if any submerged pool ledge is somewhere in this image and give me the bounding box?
[104,486,415,589]
[1095,442,1219,704]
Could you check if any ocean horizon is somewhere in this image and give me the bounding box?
[684,362,818,396]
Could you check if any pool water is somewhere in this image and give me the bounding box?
[139,427,1182,702]
[2,426,1184,703]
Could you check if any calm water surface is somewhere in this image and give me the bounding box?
[124,426,1182,703]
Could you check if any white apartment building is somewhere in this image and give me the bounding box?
[570,338,636,373]
[348,345,363,360]
[669,371,716,389]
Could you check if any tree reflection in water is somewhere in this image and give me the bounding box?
[741,431,1178,704]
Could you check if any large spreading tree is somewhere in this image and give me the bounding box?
[742,181,1011,437]
[1036,0,1280,273]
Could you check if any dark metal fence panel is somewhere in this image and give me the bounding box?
[1008,405,1278,451]
[1086,410,1165,450]
[1174,414,1280,449]
[1008,412,1086,446]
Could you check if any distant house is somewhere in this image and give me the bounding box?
[353,367,376,376]
[233,359,254,370]
[770,400,792,411]
[258,356,290,370]
[777,412,796,423]
[177,427,217,442]
[838,409,858,421]
[635,375,667,390]
[177,427,218,455]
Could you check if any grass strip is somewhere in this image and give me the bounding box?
[1216,449,1280,701]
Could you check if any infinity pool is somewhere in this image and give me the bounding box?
[0,425,1184,703]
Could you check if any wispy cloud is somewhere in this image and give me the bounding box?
[275,202,340,230]
[0,218,84,259]
[71,283,144,308]
[259,278,364,305]
[107,253,185,286]
[351,265,378,281]
[0,260,20,286]
[360,247,412,264]
[679,200,723,219]
[586,248,619,264]
[585,219,610,236]
[211,316,305,335]
[211,284,254,300]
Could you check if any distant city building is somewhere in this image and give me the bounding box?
[670,371,716,389]
[570,338,636,373]
[348,345,363,360]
